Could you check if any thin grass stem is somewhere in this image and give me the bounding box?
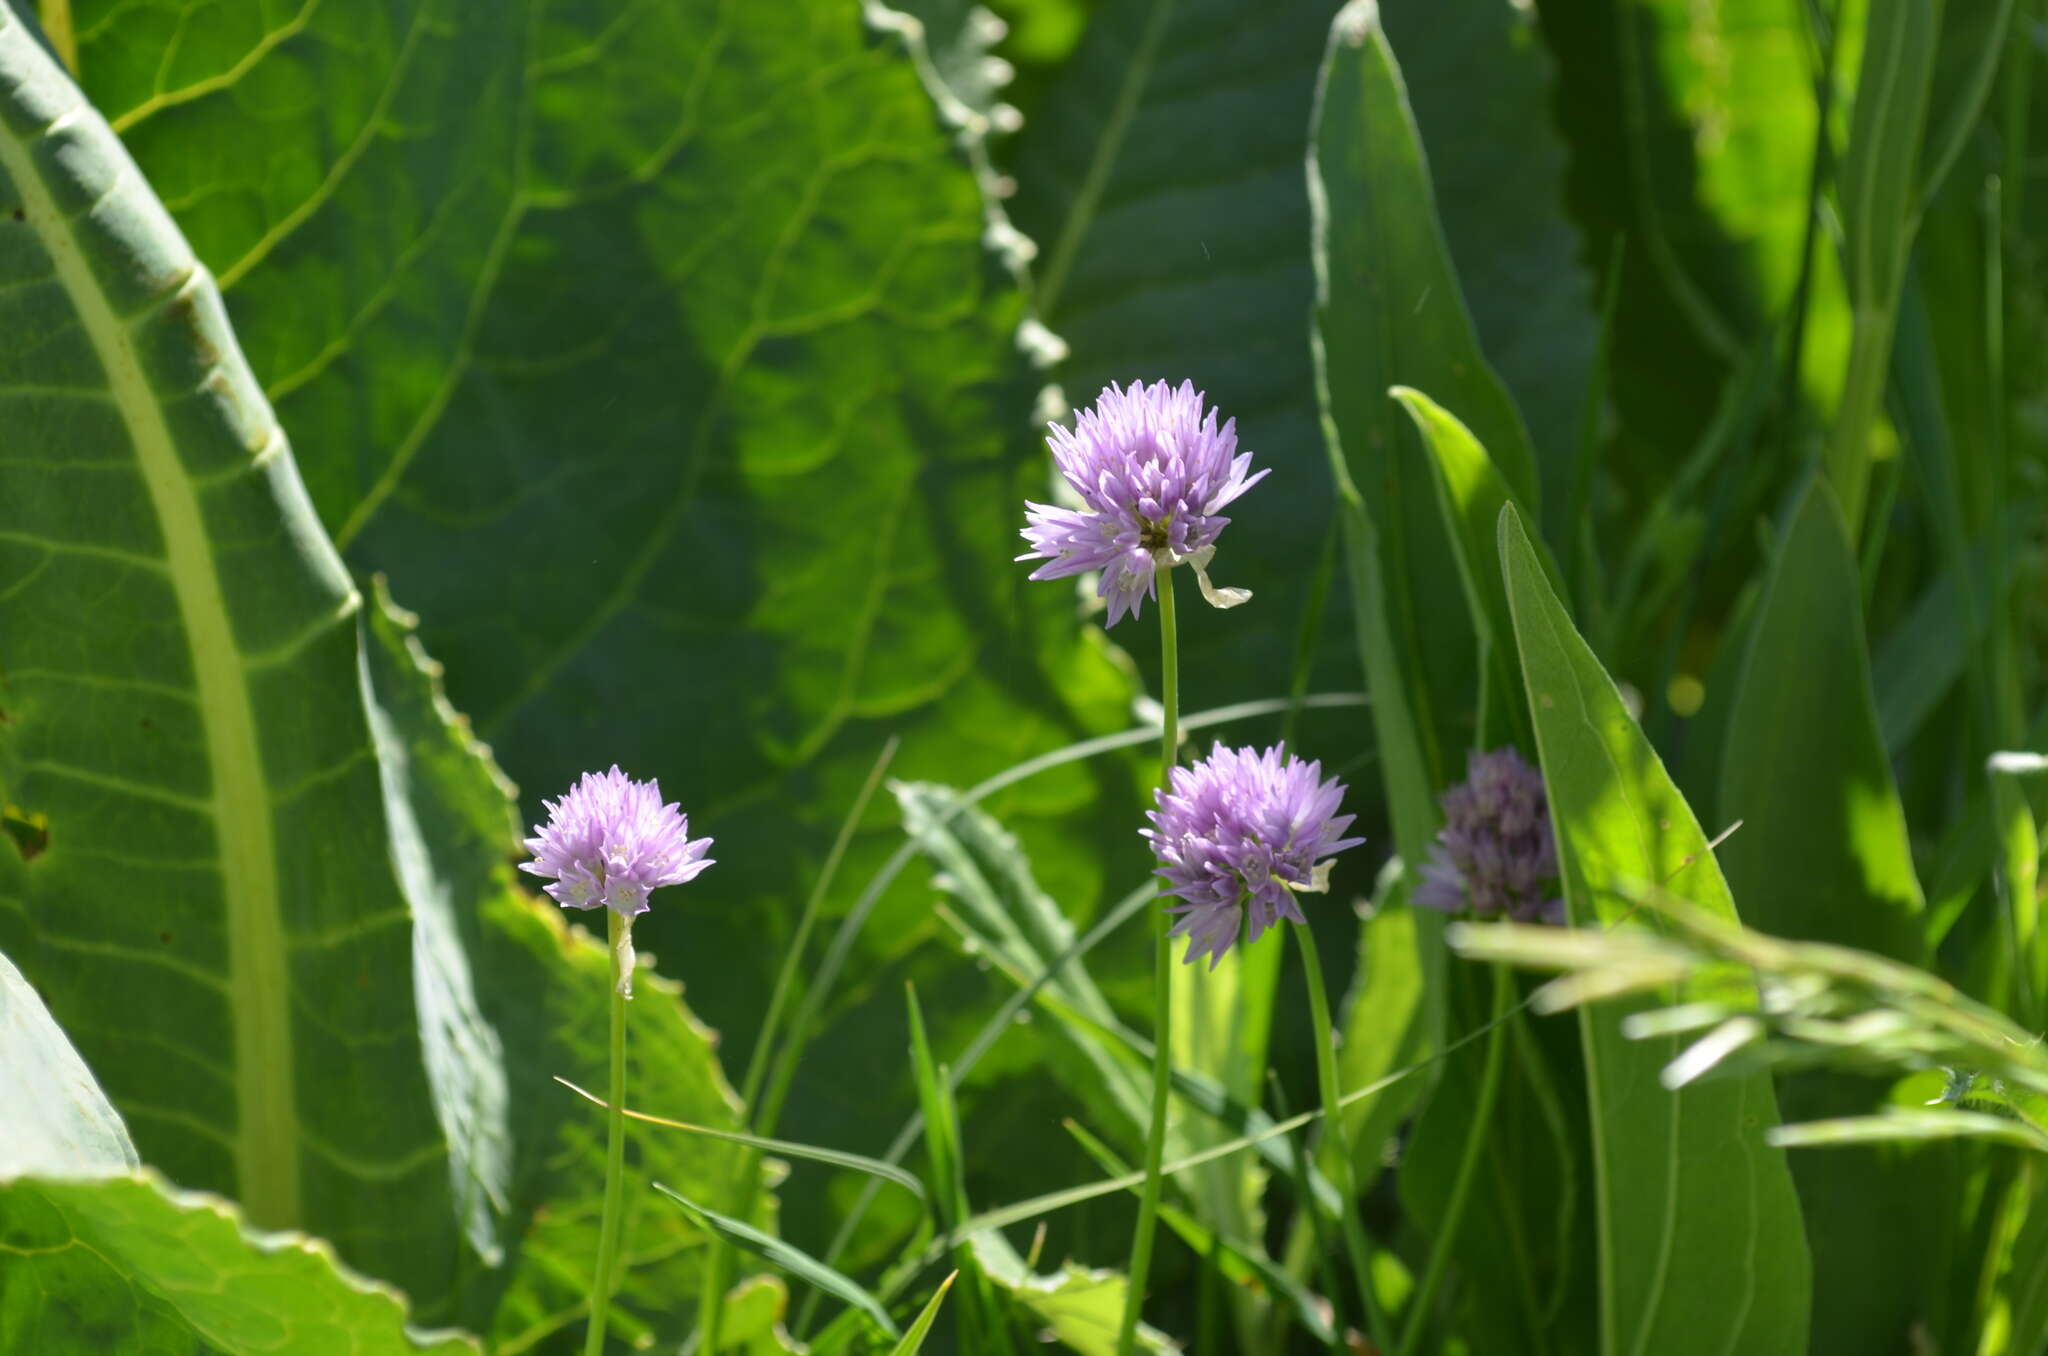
[1295,921,1394,1354]
[1397,962,1513,1355]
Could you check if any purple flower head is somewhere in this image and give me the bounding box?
[1143,743,1364,969]
[521,766,714,919]
[1413,748,1561,924]
[1018,379,1268,627]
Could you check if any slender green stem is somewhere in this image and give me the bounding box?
[703,739,898,1350]
[1115,572,1179,1356]
[1397,963,1513,1356]
[586,912,631,1356]
[1294,921,1394,1355]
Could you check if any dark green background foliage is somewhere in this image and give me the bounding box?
[4,0,2048,1351]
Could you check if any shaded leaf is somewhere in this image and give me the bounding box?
[1720,477,1925,958]
[1308,0,1543,860]
[1719,477,1946,1355]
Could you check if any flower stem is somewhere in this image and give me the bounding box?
[1397,961,1513,1356]
[585,911,631,1356]
[1294,920,1394,1355]
[1115,571,1180,1356]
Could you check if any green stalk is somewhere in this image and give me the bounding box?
[1115,570,1180,1356]
[1294,920,1395,1355]
[1397,962,1513,1356]
[702,738,897,1350]
[586,911,631,1356]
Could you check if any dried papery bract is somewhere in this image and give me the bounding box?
[523,765,714,1356]
[1018,378,1266,626]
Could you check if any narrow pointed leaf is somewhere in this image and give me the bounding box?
[1497,503,1812,1354]
[1716,478,1950,1355]
[553,1077,925,1202]
[654,1183,901,1340]
[886,1272,958,1356]
[1721,477,1926,956]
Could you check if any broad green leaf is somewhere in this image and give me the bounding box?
[970,1229,1175,1356]
[1718,477,1946,1355]
[0,960,461,1352]
[63,0,1138,1245]
[0,8,494,1311]
[656,1184,899,1341]
[0,944,136,1177]
[0,1173,477,1354]
[1373,0,1598,496]
[1498,504,1812,1355]
[715,1275,805,1356]
[358,586,770,1353]
[1872,505,2033,756]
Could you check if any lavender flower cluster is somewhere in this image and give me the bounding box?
[1414,748,1562,924]
[1145,744,1364,968]
[521,765,714,918]
[1018,379,1265,626]
[519,382,1559,981]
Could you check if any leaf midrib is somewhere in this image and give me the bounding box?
[0,93,298,1225]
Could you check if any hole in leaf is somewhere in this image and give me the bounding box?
[4,806,48,862]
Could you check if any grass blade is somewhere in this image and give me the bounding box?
[550,1079,924,1201]
[651,1184,899,1340]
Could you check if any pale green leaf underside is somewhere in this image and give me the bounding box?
[0,1172,475,1354]
[0,943,137,1178]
